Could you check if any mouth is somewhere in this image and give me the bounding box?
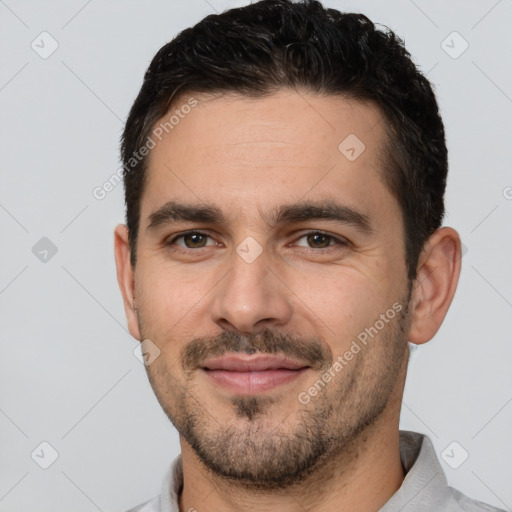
[201,354,310,394]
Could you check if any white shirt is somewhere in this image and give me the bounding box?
[126,430,505,512]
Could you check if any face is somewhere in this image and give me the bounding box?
[128,90,413,489]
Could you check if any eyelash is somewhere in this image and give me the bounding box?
[165,230,349,252]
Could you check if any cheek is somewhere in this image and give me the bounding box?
[290,267,399,348]
[135,264,210,340]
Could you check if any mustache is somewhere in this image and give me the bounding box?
[181,327,333,372]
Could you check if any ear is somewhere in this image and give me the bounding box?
[114,224,141,341]
[408,227,462,345]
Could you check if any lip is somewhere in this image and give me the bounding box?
[201,354,310,394]
[202,354,310,372]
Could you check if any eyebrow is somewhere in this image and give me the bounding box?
[146,199,374,234]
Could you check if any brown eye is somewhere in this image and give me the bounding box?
[167,231,215,249]
[294,231,348,249]
[306,233,332,248]
[182,233,208,248]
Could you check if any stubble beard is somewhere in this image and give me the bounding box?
[142,291,411,491]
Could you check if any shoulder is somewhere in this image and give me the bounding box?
[445,485,507,512]
[125,454,181,512]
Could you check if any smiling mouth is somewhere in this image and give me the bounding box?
[201,354,310,394]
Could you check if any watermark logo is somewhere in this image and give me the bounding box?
[31,31,59,59]
[441,31,469,60]
[338,134,366,161]
[441,441,469,469]
[31,441,59,469]
[32,237,58,263]
[133,339,161,366]
[236,236,263,263]
[298,301,403,405]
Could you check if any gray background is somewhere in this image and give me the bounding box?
[1,0,511,510]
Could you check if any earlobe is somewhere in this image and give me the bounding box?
[114,224,141,341]
[408,227,462,345]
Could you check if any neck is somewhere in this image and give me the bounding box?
[178,402,405,512]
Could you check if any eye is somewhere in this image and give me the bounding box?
[165,230,348,252]
[293,231,348,250]
[167,231,218,249]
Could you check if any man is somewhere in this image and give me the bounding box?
[114,1,504,511]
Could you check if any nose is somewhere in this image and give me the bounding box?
[210,247,293,334]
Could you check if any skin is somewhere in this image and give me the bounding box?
[114,89,461,512]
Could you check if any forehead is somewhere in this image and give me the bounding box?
[140,89,398,228]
